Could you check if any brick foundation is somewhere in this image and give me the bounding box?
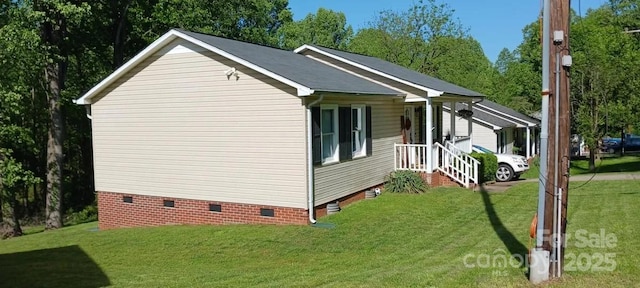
[97,191,308,230]
[98,184,385,229]
[419,171,464,188]
[314,184,384,218]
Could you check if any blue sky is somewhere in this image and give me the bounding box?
[288,0,608,62]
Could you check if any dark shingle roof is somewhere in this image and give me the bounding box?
[303,45,484,97]
[177,30,403,96]
[443,103,516,129]
[475,100,540,126]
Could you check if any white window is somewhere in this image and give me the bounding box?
[320,105,339,164]
[351,105,367,157]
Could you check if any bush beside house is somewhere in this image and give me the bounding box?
[384,170,429,194]
[470,152,498,183]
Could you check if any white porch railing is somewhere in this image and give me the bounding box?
[393,143,479,188]
[394,143,430,172]
[451,136,472,154]
[436,142,479,188]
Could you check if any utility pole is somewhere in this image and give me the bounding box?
[543,0,571,279]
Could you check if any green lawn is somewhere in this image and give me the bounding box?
[570,155,640,175]
[519,155,640,180]
[1,181,639,287]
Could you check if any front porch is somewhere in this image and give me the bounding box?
[394,97,480,188]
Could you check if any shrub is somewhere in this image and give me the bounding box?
[65,204,98,225]
[469,152,498,183]
[384,170,429,194]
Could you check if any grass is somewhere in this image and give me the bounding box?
[518,155,640,180]
[570,155,640,175]
[1,181,639,287]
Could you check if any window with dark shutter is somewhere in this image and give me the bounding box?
[339,107,353,161]
[366,106,372,156]
[311,107,321,165]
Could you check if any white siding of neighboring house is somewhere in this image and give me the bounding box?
[90,38,308,209]
[300,51,428,102]
[313,95,403,205]
[442,109,499,152]
[500,128,516,154]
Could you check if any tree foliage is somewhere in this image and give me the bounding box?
[1,0,638,235]
[0,0,297,236]
[278,8,353,50]
[348,0,495,96]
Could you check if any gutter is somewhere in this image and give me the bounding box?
[306,94,324,224]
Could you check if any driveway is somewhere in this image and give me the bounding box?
[479,172,640,193]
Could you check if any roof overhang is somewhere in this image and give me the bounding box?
[475,103,539,127]
[75,30,316,105]
[295,45,445,97]
[441,105,504,131]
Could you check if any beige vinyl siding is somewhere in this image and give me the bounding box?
[313,95,403,205]
[442,109,498,152]
[301,51,426,102]
[91,38,308,208]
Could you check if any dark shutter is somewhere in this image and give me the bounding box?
[416,106,424,144]
[311,107,321,165]
[339,107,352,161]
[366,106,372,156]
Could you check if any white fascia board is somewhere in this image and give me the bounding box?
[176,31,312,97]
[474,107,526,128]
[404,97,428,103]
[75,30,315,105]
[442,105,501,130]
[74,32,179,105]
[295,45,444,97]
[475,104,537,127]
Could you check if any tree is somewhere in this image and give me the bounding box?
[571,5,640,169]
[347,0,496,95]
[489,20,543,115]
[278,8,353,50]
[350,0,468,74]
[150,0,292,46]
[1,150,40,238]
[34,0,91,229]
[0,3,45,236]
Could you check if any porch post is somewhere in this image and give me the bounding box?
[426,98,433,171]
[468,101,473,152]
[526,126,531,158]
[450,101,456,144]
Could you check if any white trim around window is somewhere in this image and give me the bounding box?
[351,104,367,158]
[320,105,339,164]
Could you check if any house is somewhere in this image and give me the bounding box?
[75,29,407,229]
[294,45,486,187]
[76,30,487,229]
[442,100,540,158]
[474,100,540,158]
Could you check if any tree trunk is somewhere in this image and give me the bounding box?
[620,129,625,157]
[44,60,64,230]
[41,13,66,229]
[9,197,22,236]
[589,147,596,172]
[113,0,133,69]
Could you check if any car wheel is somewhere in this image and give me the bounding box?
[513,174,521,180]
[496,164,514,182]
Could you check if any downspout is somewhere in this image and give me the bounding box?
[85,105,93,120]
[306,94,324,224]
